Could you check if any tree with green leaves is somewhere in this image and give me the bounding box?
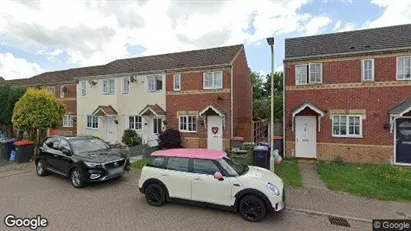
[263,71,283,98]
[0,85,26,136]
[249,68,264,100]
[12,88,66,141]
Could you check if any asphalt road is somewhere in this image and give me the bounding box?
[0,167,371,231]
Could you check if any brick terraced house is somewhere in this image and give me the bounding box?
[73,44,252,150]
[284,24,411,165]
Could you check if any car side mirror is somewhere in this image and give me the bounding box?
[62,148,72,156]
[214,172,224,181]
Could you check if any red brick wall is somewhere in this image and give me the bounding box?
[48,83,77,135]
[166,69,231,142]
[286,54,406,86]
[232,47,253,140]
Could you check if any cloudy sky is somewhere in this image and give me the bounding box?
[0,0,410,80]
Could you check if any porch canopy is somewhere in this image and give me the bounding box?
[291,101,325,132]
[139,104,165,116]
[389,98,411,132]
[92,105,117,116]
[199,105,225,117]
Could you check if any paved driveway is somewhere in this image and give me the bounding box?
[0,166,370,231]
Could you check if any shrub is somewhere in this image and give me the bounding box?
[158,128,183,150]
[122,129,142,147]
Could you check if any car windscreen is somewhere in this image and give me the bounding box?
[70,138,110,154]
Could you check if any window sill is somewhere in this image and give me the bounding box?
[173,89,181,91]
[361,79,374,83]
[63,126,73,128]
[179,130,197,133]
[102,94,115,96]
[121,92,129,95]
[332,135,363,139]
[396,79,411,81]
[295,82,322,86]
[86,127,99,130]
[203,87,223,90]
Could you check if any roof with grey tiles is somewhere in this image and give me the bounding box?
[285,24,411,60]
[3,44,243,87]
[389,98,411,114]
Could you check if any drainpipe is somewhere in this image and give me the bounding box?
[283,63,286,161]
[230,65,234,139]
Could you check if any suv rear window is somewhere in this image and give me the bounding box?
[147,157,165,168]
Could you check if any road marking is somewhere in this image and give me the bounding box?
[287,207,372,223]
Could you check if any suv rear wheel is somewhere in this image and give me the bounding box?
[239,195,267,222]
[145,183,166,206]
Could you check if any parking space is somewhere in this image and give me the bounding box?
[0,167,370,231]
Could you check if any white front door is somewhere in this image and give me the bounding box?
[207,116,223,150]
[105,116,117,142]
[190,159,232,206]
[147,117,162,147]
[295,116,317,158]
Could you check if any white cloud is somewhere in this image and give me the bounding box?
[336,22,357,32]
[302,15,332,35]
[333,20,342,31]
[0,0,331,70]
[366,0,411,28]
[275,66,284,72]
[0,53,44,79]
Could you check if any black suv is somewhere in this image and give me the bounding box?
[34,135,130,188]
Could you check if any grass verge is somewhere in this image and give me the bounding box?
[317,162,411,201]
[274,159,302,187]
[130,157,150,169]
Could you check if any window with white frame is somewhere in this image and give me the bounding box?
[102,79,115,95]
[60,86,65,98]
[128,115,142,130]
[147,75,163,92]
[295,63,322,85]
[203,71,223,89]
[362,59,374,81]
[63,115,73,127]
[332,115,362,138]
[86,115,98,129]
[179,115,197,132]
[397,56,411,80]
[173,74,181,91]
[47,87,55,96]
[122,77,130,94]
[80,81,87,96]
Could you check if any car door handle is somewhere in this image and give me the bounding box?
[193,177,202,181]
[54,155,57,157]
[160,173,168,176]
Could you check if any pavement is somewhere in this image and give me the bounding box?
[0,164,372,231]
[298,162,329,190]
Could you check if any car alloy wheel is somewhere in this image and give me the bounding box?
[145,184,166,206]
[71,169,85,188]
[239,195,267,222]
[36,160,44,176]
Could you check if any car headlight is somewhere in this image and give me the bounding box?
[84,162,102,168]
[266,182,280,196]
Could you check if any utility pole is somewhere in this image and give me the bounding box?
[266,37,275,172]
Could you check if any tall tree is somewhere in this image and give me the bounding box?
[0,85,26,136]
[249,68,264,100]
[263,71,283,97]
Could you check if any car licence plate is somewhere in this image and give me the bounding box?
[109,167,124,175]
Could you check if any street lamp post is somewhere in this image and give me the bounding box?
[266,37,275,172]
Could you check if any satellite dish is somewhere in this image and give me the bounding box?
[130,76,136,83]
[88,80,97,86]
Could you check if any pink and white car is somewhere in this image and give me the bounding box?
[138,148,285,222]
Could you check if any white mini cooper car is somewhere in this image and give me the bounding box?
[138,148,285,222]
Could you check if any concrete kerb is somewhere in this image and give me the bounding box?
[287,207,372,223]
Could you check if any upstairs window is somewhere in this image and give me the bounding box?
[295,63,322,85]
[332,115,362,138]
[122,77,130,94]
[173,74,181,91]
[362,59,374,81]
[203,71,223,89]
[397,56,411,80]
[47,87,55,96]
[80,81,87,96]
[147,75,163,92]
[102,79,115,95]
[60,86,65,98]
